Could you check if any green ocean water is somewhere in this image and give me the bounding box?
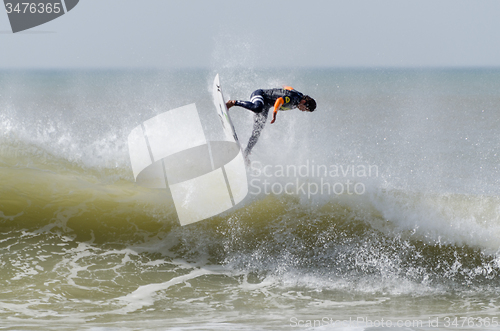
[1,69,500,330]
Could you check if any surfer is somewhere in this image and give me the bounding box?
[226,87,316,157]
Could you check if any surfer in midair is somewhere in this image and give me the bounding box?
[226,87,316,158]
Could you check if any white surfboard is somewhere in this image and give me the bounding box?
[212,74,242,151]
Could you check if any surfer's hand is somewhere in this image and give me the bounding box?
[271,112,277,124]
[226,100,236,109]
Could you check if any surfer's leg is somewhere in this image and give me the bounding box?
[244,108,269,158]
[231,90,266,114]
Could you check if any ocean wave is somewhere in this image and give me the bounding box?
[2,70,500,306]
[1,142,500,296]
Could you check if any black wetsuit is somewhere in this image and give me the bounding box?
[234,88,304,156]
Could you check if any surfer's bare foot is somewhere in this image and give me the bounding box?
[226,100,236,109]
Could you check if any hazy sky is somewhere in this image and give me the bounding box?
[1,0,500,69]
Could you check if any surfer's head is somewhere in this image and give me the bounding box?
[298,96,316,112]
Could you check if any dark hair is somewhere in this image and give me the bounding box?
[303,95,316,112]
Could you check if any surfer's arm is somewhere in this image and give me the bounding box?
[270,97,284,124]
